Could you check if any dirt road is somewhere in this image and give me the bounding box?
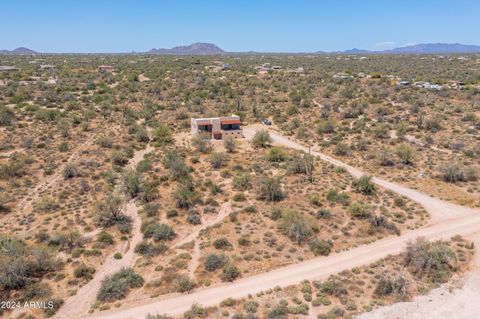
[89,211,480,319]
[84,127,480,319]
[243,126,476,222]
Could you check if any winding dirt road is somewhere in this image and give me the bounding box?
[83,127,480,319]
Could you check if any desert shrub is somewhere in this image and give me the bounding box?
[209,152,228,169]
[187,211,201,225]
[325,189,350,205]
[43,297,64,317]
[278,210,315,244]
[439,164,465,183]
[138,180,160,203]
[173,184,200,209]
[266,303,288,319]
[396,143,416,165]
[62,163,78,179]
[333,143,351,156]
[134,241,167,256]
[352,175,376,195]
[224,136,236,153]
[348,202,372,220]
[372,123,390,138]
[111,150,129,166]
[175,275,195,292]
[95,194,132,232]
[121,168,143,198]
[378,149,395,166]
[192,134,212,153]
[308,239,333,256]
[320,278,347,297]
[73,263,95,280]
[424,115,442,132]
[204,253,229,271]
[404,238,456,283]
[0,159,26,179]
[152,125,173,145]
[374,272,408,297]
[287,152,307,174]
[316,120,335,135]
[48,231,84,252]
[251,129,271,148]
[233,173,251,190]
[183,303,206,319]
[213,237,232,250]
[163,151,190,181]
[222,264,240,282]
[97,231,114,245]
[0,237,57,292]
[257,176,283,202]
[244,301,259,313]
[142,221,175,241]
[97,267,144,302]
[267,147,286,162]
[97,135,114,148]
[0,105,14,125]
[369,215,400,235]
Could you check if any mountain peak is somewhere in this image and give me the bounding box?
[147,42,225,55]
[0,47,38,54]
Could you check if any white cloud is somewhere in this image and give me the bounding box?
[372,41,396,50]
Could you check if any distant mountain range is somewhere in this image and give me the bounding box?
[359,43,480,54]
[1,43,480,55]
[0,47,38,55]
[147,42,225,55]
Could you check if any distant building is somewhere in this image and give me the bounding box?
[397,80,411,86]
[40,64,55,70]
[0,65,18,72]
[191,115,242,140]
[98,65,114,73]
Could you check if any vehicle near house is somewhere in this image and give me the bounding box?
[262,118,272,126]
[191,114,243,139]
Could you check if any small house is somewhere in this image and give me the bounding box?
[98,65,114,73]
[191,115,242,140]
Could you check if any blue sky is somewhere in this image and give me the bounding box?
[1,0,479,53]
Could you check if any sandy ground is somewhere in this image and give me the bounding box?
[84,127,480,319]
[0,133,97,234]
[358,233,480,319]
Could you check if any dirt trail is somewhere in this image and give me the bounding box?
[171,201,231,249]
[53,144,153,319]
[83,127,480,319]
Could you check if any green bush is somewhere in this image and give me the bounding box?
[252,129,271,148]
[97,268,144,302]
[267,147,286,162]
[349,202,372,220]
[404,237,456,283]
[222,264,240,282]
[204,253,229,271]
[278,210,315,244]
[352,175,376,195]
[308,239,333,256]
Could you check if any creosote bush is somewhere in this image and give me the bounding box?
[97,267,144,302]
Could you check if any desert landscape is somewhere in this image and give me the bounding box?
[1,49,479,319]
